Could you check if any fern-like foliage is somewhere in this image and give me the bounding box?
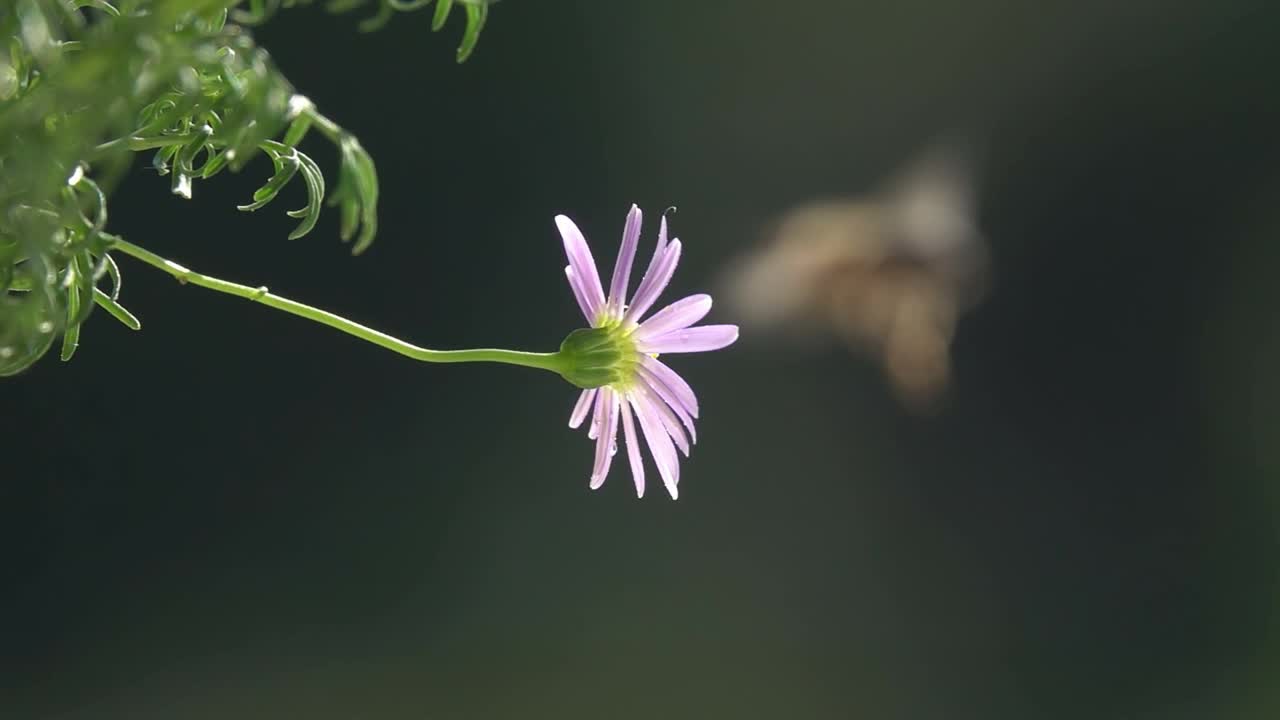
[0,0,493,376]
[234,0,493,62]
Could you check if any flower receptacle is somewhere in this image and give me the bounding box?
[557,326,633,389]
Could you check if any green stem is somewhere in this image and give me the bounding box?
[305,108,344,143]
[109,237,567,374]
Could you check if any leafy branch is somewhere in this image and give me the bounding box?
[1,0,493,376]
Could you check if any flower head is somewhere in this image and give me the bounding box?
[556,205,738,499]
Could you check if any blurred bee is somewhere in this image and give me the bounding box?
[723,143,987,412]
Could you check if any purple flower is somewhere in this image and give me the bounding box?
[556,205,738,499]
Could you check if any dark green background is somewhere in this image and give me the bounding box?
[5,1,1280,717]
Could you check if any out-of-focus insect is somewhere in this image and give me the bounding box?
[723,143,987,412]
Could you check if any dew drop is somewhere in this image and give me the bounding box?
[0,346,14,359]
[37,320,54,333]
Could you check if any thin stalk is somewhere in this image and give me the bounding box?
[305,108,344,143]
[109,237,566,373]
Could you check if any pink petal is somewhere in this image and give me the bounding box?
[636,324,739,354]
[556,215,605,322]
[655,214,670,258]
[639,355,699,418]
[607,204,643,317]
[634,382,690,456]
[568,388,597,429]
[637,368,697,444]
[587,390,601,440]
[619,398,646,498]
[564,267,594,324]
[630,214,669,306]
[634,294,712,341]
[623,240,682,325]
[590,388,619,490]
[630,391,681,500]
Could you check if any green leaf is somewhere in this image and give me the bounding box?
[231,0,279,25]
[325,0,367,13]
[237,149,300,211]
[59,255,87,361]
[388,0,434,11]
[93,287,140,330]
[100,252,122,301]
[456,1,487,62]
[285,149,325,239]
[431,0,455,30]
[327,134,379,254]
[59,318,81,361]
[70,0,121,17]
[199,148,232,178]
[357,3,394,32]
